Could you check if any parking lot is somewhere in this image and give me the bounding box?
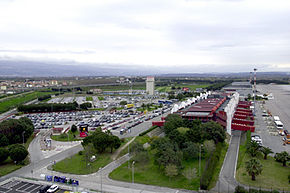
[252,85,290,153]
[0,180,68,193]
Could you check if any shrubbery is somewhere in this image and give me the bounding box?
[38,94,51,101]
[139,125,158,136]
[0,117,34,146]
[200,142,224,189]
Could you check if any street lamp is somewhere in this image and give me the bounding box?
[132,161,135,184]
[22,131,26,146]
[199,144,203,190]
[128,144,130,169]
[99,167,103,193]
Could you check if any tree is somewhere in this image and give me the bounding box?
[163,114,183,135]
[165,164,178,180]
[246,141,261,157]
[108,135,121,153]
[0,148,9,163]
[71,124,77,133]
[131,142,144,155]
[120,101,127,106]
[134,151,149,165]
[0,134,9,147]
[245,158,263,181]
[182,142,199,160]
[260,146,273,160]
[202,121,226,144]
[91,131,110,153]
[9,145,28,163]
[274,151,290,167]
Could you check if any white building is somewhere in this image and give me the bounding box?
[146,76,155,95]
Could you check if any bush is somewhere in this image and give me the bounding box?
[78,151,83,155]
[9,144,28,163]
[139,126,158,136]
[71,124,77,133]
[38,94,51,101]
[0,148,9,163]
[200,142,223,190]
[235,185,247,193]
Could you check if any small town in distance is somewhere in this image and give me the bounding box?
[0,72,289,193]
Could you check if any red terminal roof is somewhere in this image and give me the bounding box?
[183,97,226,116]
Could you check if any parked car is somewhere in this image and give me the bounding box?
[47,185,59,193]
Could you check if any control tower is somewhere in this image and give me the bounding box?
[146,76,155,95]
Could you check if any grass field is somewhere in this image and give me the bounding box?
[236,154,290,191]
[86,96,93,101]
[109,152,205,190]
[51,131,81,142]
[156,84,209,92]
[0,91,56,113]
[236,132,290,191]
[53,152,112,175]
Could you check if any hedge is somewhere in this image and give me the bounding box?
[139,125,159,136]
[200,142,224,190]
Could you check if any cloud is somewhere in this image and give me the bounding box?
[0,0,289,72]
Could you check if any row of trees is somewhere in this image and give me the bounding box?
[18,101,93,113]
[0,117,34,146]
[38,94,51,101]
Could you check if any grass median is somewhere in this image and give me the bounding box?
[236,153,290,191]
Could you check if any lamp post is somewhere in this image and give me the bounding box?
[22,131,26,146]
[99,167,103,193]
[128,144,130,169]
[199,144,203,190]
[132,161,135,184]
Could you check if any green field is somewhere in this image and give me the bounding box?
[53,152,111,175]
[86,96,93,101]
[236,132,290,191]
[156,84,209,92]
[0,91,56,113]
[51,131,82,142]
[236,154,290,191]
[109,153,205,190]
[52,137,133,174]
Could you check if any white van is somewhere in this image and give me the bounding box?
[275,120,284,130]
[273,116,280,121]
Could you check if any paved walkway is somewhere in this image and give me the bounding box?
[212,130,241,193]
[111,136,136,160]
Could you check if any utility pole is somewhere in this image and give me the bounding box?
[132,161,135,184]
[199,144,203,190]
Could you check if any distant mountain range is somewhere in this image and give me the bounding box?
[0,60,158,77]
[0,60,289,77]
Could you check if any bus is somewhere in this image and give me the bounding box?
[274,120,284,130]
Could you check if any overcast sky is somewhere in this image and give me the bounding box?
[0,0,290,73]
